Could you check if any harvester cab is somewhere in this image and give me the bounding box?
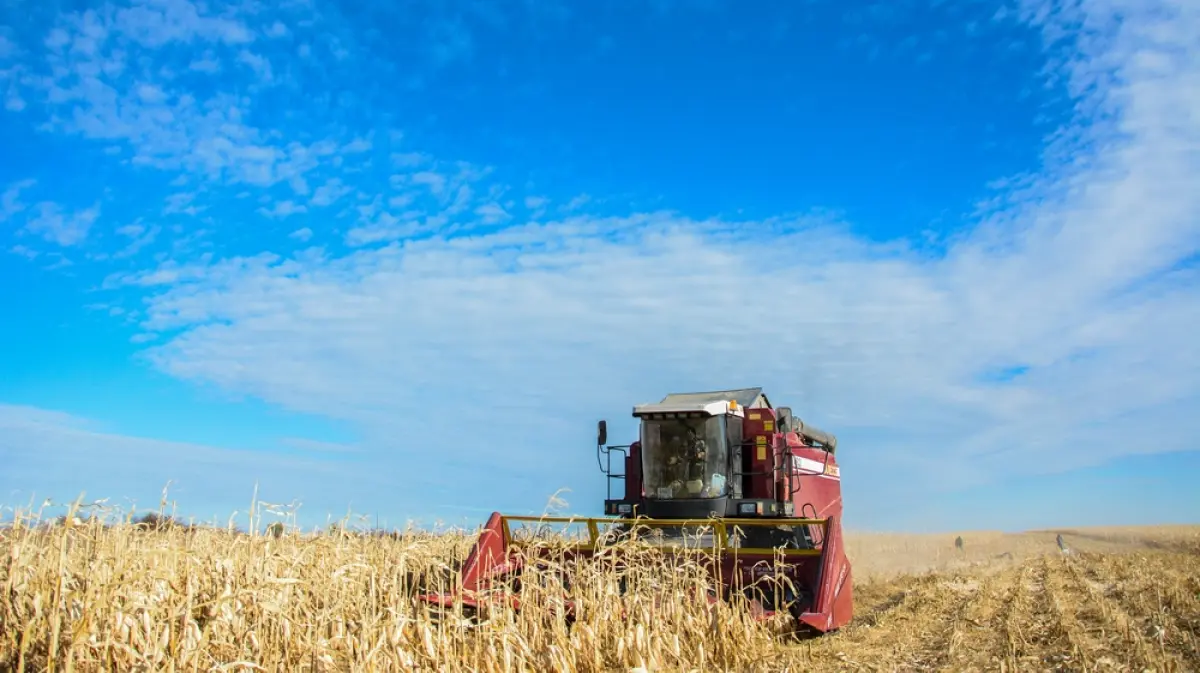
[420,388,853,634]
[599,388,838,521]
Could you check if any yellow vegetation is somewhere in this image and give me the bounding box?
[2,507,1197,672]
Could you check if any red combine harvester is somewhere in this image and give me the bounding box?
[419,388,853,633]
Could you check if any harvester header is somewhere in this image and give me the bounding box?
[420,387,854,634]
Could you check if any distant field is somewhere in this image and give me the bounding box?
[831,525,1200,671]
[846,523,1200,579]
[1,514,1197,671]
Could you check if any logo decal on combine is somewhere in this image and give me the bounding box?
[789,455,841,478]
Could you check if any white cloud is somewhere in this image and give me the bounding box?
[342,137,372,154]
[0,403,368,525]
[0,401,555,525]
[114,0,1200,508]
[1,52,25,110]
[112,0,254,47]
[257,200,306,219]
[163,191,201,215]
[561,194,591,212]
[289,227,313,242]
[9,0,343,193]
[113,222,161,258]
[25,201,100,246]
[0,179,36,221]
[188,53,221,73]
[237,49,274,84]
[344,211,417,245]
[388,193,416,209]
[280,437,360,454]
[10,245,39,260]
[4,88,24,111]
[409,171,447,197]
[390,152,427,168]
[474,202,509,224]
[309,178,352,207]
[0,33,17,59]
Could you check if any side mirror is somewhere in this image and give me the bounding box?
[597,420,608,446]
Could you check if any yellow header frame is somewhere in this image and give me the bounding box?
[498,515,826,557]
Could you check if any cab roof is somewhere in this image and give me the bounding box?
[632,387,771,418]
[658,387,771,409]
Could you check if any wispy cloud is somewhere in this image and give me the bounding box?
[0,32,17,60]
[257,200,306,219]
[25,201,100,246]
[114,0,1200,502]
[0,403,361,523]
[163,191,201,216]
[112,221,160,258]
[309,178,352,208]
[7,0,350,197]
[0,179,36,221]
[0,400,546,526]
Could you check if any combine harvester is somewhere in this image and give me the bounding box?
[420,388,853,633]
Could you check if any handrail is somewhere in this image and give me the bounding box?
[498,515,829,557]
[502,515,827,526]
[597,443,632,501]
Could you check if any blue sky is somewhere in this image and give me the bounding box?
[1,0,1198,533]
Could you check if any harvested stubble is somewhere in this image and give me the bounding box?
[2,517,1198,672]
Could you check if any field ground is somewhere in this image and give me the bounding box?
[1,516,1197,672]
[823,525,1200,671]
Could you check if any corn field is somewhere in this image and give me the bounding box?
[2,505,1198,672]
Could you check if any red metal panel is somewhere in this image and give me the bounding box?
[798,517,853,632]
[786,443,843,524]
[624,441,643,501]
[741,408,777,500]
